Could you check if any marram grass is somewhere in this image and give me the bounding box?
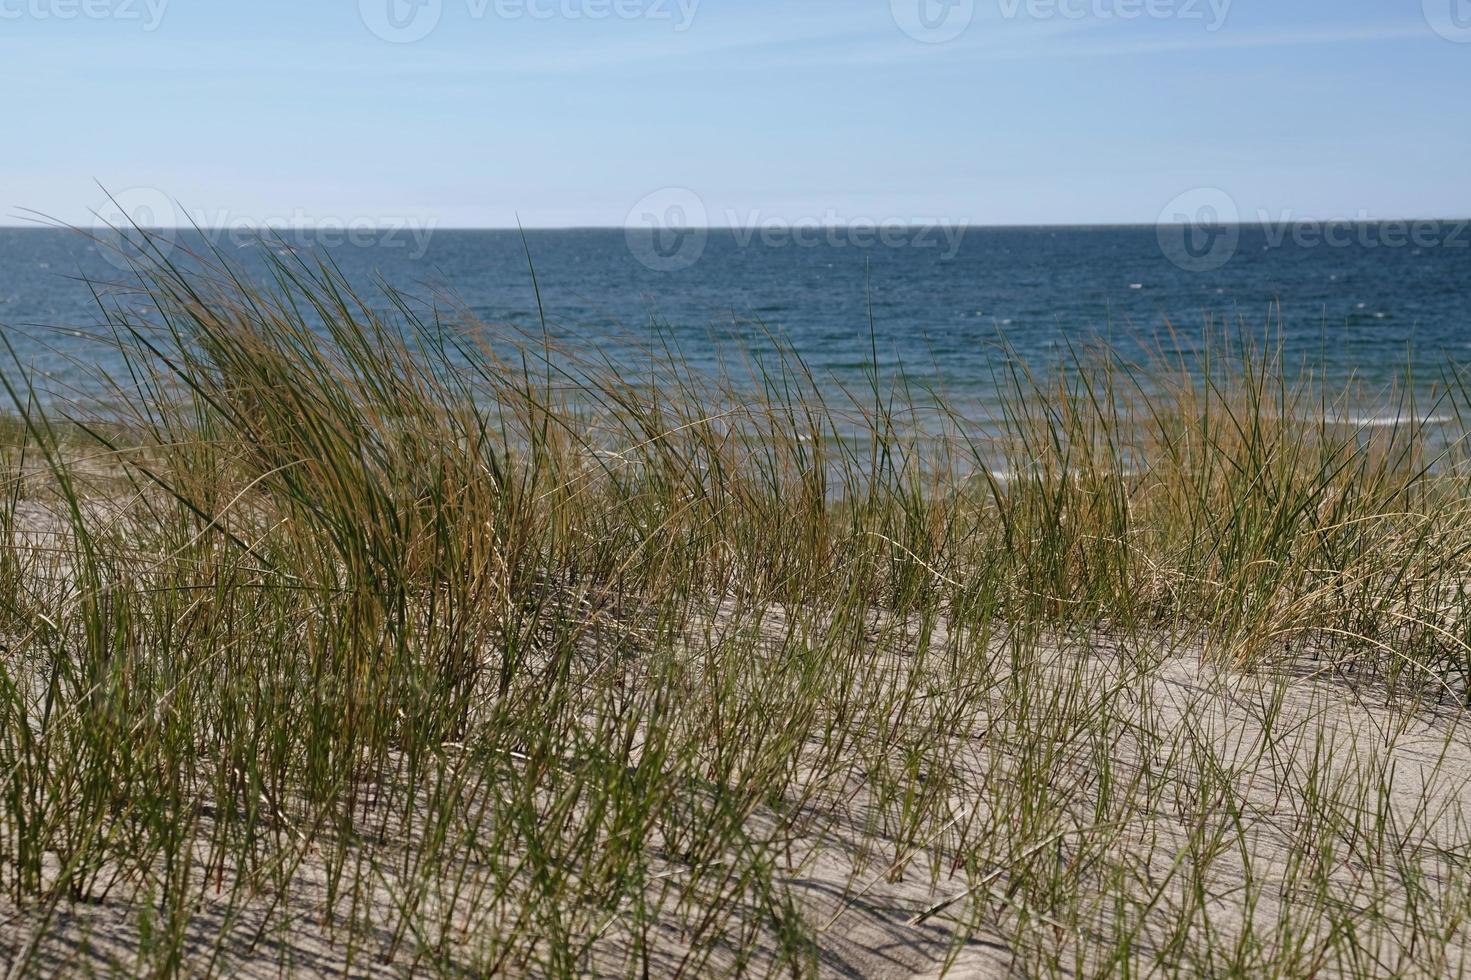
[3,240,1471,976]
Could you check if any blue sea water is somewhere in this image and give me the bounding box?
[0,224,1467,409]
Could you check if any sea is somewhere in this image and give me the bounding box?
[0,223,1467,416]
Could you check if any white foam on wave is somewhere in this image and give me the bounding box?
[1327,413,1455,428]
[984,466,1142,484]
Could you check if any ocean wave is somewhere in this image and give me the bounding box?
[1323,413,1455,428]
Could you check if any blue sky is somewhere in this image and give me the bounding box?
[3,0,1468,227]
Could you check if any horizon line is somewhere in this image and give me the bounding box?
[3,217,1470,233]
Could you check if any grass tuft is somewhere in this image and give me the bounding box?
[3,238,1471,976]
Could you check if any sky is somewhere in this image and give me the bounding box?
[2,0,1469,229]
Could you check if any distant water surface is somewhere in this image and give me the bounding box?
[0,225,1467,413]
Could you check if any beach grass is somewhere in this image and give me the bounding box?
[3,238,1471,976]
